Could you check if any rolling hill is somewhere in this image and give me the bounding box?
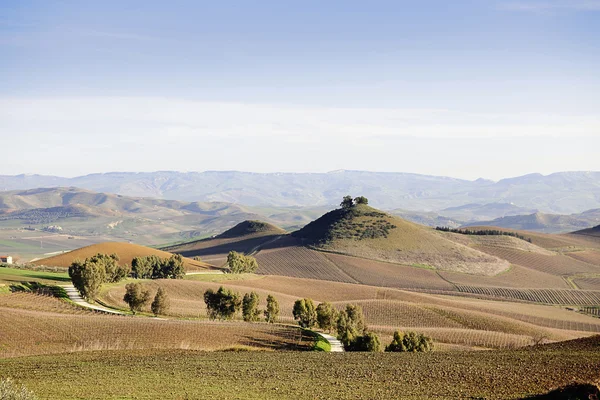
[463,209,600,233]
[2,170,600,214]
[574,225,600,238]
[32,242,213,271]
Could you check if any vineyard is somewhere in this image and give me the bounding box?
[0,305,312,358]
[255,246,356,283]
[323,253,455,290]
[574,276,600,290]
[472,245,600,275]
[455,285,600,305]
[566,250,600,266]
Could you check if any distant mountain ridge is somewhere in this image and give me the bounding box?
[1,170,600,214]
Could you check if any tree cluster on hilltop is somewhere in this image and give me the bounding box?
[131,254,185,279]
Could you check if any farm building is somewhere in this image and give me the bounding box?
[0,255,13,264]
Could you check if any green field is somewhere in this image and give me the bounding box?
[0,266,70,285]
[0,342,599,399]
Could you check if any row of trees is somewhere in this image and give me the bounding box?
[69,253,185,300]
[435,226,531,242]
[292,298,433,352]
[203,286,279,323]
[226,251,258,274]
[123,283,169,316]
[131,254,185,279]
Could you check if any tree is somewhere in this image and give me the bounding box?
[336,304,367,349]
[354,196,368,205]
[151,287,170,316]
[68,259,106,301]
[242,291,261,322]
[340,195,354,209]
[316,302,338,333]
[159,254,186,279]
[131,256,153,279]
[203,286,242,320]
[88,253,125,283]
[349,332,382,352]
[123,282,151,314]
[0,377,38,400]
[385,330,433,352]
[264,294,279,323]
[226,251,258,274]
[293,298,317,328]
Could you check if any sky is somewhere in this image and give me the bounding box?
[1,0,599,180]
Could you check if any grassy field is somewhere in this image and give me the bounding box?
[0,266,70,285]
[0,337,599,399]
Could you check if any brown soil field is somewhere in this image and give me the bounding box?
[0,291,94,315]
[439,264,570,289]
[33,242,213,271]
[255,246,357,283]
[0,304,312,358]
[455,285,600,305]
[566,249,600,266]
[574,277,600,290]
[2,342,599,400]
[163,234,281,266]
[324,252,455,290]
[473,245,600,275]
[444,233,556,255]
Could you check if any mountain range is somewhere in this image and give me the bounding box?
[1,170,600,214]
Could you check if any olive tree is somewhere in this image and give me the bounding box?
[203,286,242,320]
[123,282,151,314]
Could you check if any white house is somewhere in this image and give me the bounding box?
[0,255,13,265]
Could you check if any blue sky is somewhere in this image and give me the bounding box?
[1,0,599,179]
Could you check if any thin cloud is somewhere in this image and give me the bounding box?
[501,0,600,11]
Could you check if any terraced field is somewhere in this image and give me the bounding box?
[574,276,600,290]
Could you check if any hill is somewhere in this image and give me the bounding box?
[217,220,286,238]
[3,170,600,214]
[574,225,600,238]
[463,209,600,233]
[32,242,213,270]
[292,204,508,276]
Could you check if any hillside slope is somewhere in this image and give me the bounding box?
[463,210,600,233]
[292,204,508,276]
[33,242,213,270]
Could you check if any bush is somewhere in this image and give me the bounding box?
[264,294,279,323]
[151,286,169,316]
[242,291,261,322]
[385,330,434,352]
[123,282,151,314]
[347,332,382,352]
[226,251,258,274]
[293,298,317,328]
[204,286,242,320]
[0,377,38,400]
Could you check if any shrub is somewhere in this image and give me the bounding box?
[204,286,242,320]
[151,286,169,316]
[347,332,382,352]
[293,298,317,328]
[0,378,38,400]
[226,251,258,274]
[264,294,279,323]
[123,282,151,314]
[385,330,434,352]
[242,291,261,322]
